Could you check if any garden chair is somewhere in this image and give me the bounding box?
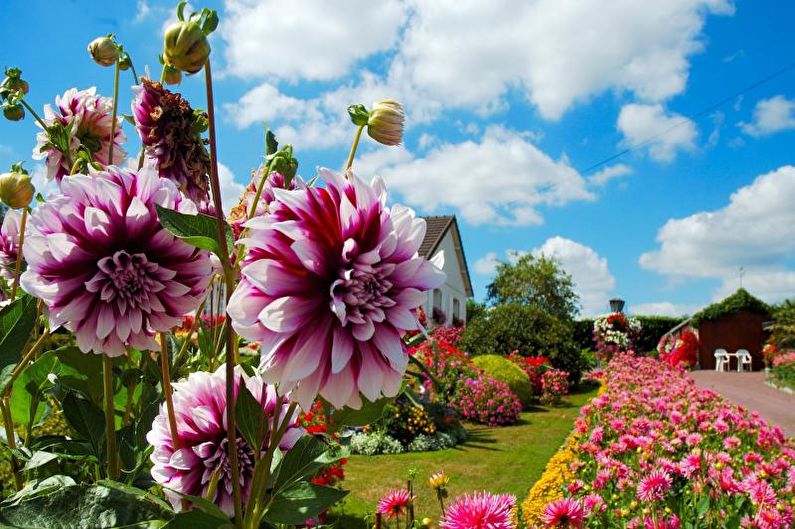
[714,349,729,372]
[736,349,752,372]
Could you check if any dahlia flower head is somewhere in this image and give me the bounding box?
[376,488,411,521]
[542,497,585,528]
[227,169,446,409]
[132,78,211,205]
[441,491,517,529]
[0,209,22,281]
[227,170,302,239]
[20,165,212,356]
[147,366,304,516]
[33,87,126,182]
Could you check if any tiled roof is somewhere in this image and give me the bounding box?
[419,215,454,258]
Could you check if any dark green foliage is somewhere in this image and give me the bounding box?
[633,316,684,352]
[572,319,594,351]
[459,304,584,383]
[471,354,533,408]
[770,298,795,348]
[691,288,769,326]
[466,299,487,323]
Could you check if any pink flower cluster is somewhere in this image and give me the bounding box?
[544,354,794,528]
[441,491,517,529]
[540,369,569,406]
[449,376,522,426]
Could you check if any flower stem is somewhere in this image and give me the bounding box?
[108,60,121,165]
[0,397,23,490]
[102,355,119,480]
[159,333,180,451]
[18,99,47,131]
[10,206,28,300]
[344,125,365,173]
[203,59,243,527]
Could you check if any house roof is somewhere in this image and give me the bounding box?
[420,215,474,297]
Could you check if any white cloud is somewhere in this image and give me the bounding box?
[221,0,407,81]
[134,0,151,22]
[588,164,632,186]
[356,126,593,226]
[474,252,499,275]
[739,95,795,137]
[215,163,247,213]
[640,165,795,303]
[629,302,696,317]
[531,237,616,317]
[617,103,697,162]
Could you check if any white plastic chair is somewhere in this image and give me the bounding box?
[714,349,729,372]
[736,349,752,372]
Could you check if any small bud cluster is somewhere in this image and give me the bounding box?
[162,1,218,77]
[0,68,29,122]
[0,162,34,209]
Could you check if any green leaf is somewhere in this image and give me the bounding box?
[22,450,58,472]
[154,205,233,258]
[330,396,392,430]
[271,436,347,494]
[264,482,347,525]
[0,482,172,528]
[61,391,105,458]
[54,346,103,403]
[235,384,264,452]
[162,510,232,529]
[164,491,228,523]
[10,352,59,426]
[696,495,710,517]
[0,294,38,375]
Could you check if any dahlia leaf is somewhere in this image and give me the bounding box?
[162,491,229,525]
[234,383,265,451]
[61,391,106,460]
[10,352,59,427]
[162,510,232,529]
[155,205,233,258]
[53,346,104,403]
[270,435,330,492]
[0,293,38,374]
[328,395,392,431]
[264,481,348,525]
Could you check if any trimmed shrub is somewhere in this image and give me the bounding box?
[472,354,533,408]
[449,375,522,426]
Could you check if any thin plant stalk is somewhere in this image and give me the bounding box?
[102,355,120,480]
[108,61,120,165]
[10,206,28,300]
[344,125,365,172]
[0,399,22,490]
[203,58,243,526]
[18,99,48,130]
[159,333,180,451]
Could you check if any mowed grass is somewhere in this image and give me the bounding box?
[328,384,598,527]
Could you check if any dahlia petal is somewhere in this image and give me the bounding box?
[371,325,407,372]
[351,319,375,341]
[258,296,318,333]
[357,349,385,402]
[321,363,356,408]
[331,326,354,374]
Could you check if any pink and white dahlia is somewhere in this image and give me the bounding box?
[376,489,411,521]
[227,170,302,238]
[147,366,304,515]
[132,78,210,204]
[542,498,585,528]
[636,469,673,502]
[441,492,516,529]
[20,165,211,356]
[0,209,22,281]
[227,169,445,408]
[33,87,126,182]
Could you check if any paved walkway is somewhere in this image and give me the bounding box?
[690,370,795,438]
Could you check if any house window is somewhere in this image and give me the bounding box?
[432,289,446,325]
[452,298,460,322]
[433,289,442,311]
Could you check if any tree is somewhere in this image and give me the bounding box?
[466,299,487,323]
[486,253,579,320]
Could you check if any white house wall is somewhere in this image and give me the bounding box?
[425,229,469,325]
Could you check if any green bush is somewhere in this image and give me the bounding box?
[459,304,585,384]
[472,354,533,408]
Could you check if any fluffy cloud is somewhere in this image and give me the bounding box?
[223,0,733,134]
[532,237,616,316]
[588,164,632,186]
[739,95,795,137]
[216,163,246,213]
[474,252,499,275]
[617,103,698,162]
[356,126,594,226]
[221,0,407,81]
[629,302,696,317]
[640,165,795,303]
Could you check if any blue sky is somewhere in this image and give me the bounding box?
[2,0,794,317]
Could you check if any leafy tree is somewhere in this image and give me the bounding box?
[486,254,579,320]
[466,299,487,323]
[771,299,795,348]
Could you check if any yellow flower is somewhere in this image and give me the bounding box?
[429,471,450,490]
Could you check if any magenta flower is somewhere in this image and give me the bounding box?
[636,470,672,502]
[542,498,584,528]
[441,492,516,529]
[376,489,411,521]
[20,165,211,356]
[227,171,302,238]
[33,87,126,182]
[227,169,445,408]
[0,209,22,281]
[132,78,210,204]
[147,366,304,516]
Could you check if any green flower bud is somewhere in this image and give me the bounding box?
[367,99,405,146]
[88,35,119,67]
[347,104,370,127]
[163,65,182,86]
[0,165,34,209]
[2,68,28,95]
[3,104,24,121]
[163,19,211,74]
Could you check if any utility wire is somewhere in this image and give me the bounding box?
[580,60,795,175]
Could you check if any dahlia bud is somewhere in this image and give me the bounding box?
[1,68,29,95]
[3,104,24,122]
[162,4,217,74]
[87,35,120,67]
[428,471,449,491]
[367,99,405,146]
[0,164,34,209]
[163,65,182,86]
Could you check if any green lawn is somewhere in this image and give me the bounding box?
[328,384,598,528]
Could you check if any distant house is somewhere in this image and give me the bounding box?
[420,216,473,326]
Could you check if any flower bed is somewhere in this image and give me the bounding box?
[769,351,795,392]
[533,355,794,529]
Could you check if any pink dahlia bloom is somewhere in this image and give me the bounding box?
[376,488,411,521]
[20,165,211,356]
[542,498,584,528]
[441,492,516,529]
[131,79,211,205]
[0,209,22,281]
[636,469,673,502]
[147,366,304,516]
[33,87,126,182]
[227,169,446,408]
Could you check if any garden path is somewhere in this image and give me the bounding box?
[690,370,795,437]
